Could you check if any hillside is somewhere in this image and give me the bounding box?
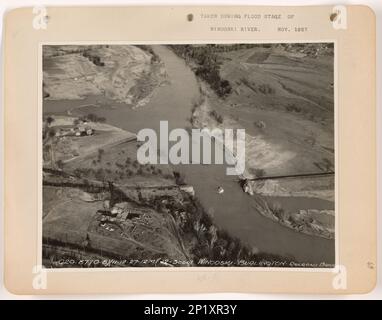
[43,45,167,106]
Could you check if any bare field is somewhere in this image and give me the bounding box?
[192,45,334,178]
[63,136,176,188]
[43,45,167,106]
[42,186,189,264]
[43,116,136,167]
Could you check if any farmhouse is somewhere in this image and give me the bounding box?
[179,185,195,197]
[74,126,94,136]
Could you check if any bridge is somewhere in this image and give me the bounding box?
[248,171,335,181]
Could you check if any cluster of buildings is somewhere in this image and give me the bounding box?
[98,201,149,224]
[96,202,154,236]
[74,125,94,137]
[54,120,95,138]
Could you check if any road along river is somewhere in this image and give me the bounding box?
[44,45,335,266]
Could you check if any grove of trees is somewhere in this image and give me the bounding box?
[170,45,232,98]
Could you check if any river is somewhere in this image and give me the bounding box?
[44,45,335,265]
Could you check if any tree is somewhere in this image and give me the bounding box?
[46,128,57,167]
[218,79,232,97]
[48,128,56,138]
[137,187,144,203]
[46,116,55,126]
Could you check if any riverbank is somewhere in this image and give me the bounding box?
[189,82,335,240]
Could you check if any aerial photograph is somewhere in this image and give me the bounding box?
[42,43,335,268]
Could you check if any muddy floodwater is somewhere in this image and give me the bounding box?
[44,45,335,265]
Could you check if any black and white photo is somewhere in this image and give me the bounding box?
[42,43,335,268]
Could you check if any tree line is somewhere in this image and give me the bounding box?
[170,45,232,98]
